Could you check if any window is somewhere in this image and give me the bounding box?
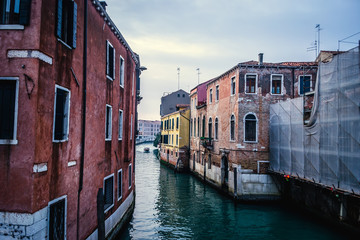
[176,135,178,145]
[215,85,219,101]
[118,110,123,140]
[299,75,312,95]
[194,118,196,137]
[208,117,212,139]
[103,174,114,212]
[172,135,174,145]
[53,85,70,142]
[182,94,185,98]
[128,164,132,189]
[230,115,235,141]
[172,118,174,130]
[245,74,257,94]
[105,105,112,141]
[120,56,125,87]
[202,116,205,137]
[48,196,67,240]
[244,113,257,142]
[117,169,122,200]
[197,117,199,137]
[231,76,236,95]
[209,88,213,103]
[271,74,283,95]
[190,119,193,137]
[214,117,218,140]
[0,0,31,25]
[106,40,115,80]
[0,77,19,144]
[176,117,179,129]
[177,93,180,97]
[56,0,77,48]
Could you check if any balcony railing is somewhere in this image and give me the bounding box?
[200,137,213,150]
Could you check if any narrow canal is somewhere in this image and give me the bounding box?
[118,143,349,240]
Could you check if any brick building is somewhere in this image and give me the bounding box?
[190,54,317,199]
[0,0,144,239]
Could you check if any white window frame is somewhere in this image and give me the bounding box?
[53,85,71,143]
[245,73,258,94]
[209,88,213,103]
[105,104,112,141]
[103,173,114,213]
[48,195,67,240]
[215,85,219,102]
[119,55,125,87]
[117,169,123,201]
[270,74,283,95]
[243,112,258,143]
[230,114,235,141]
[118,109,123,140]
[230,76,236,96]
[128,164,132,189]
[106,40,115,81]
[298,75,313,95]
[0,77,19,145]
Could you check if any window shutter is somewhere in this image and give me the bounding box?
[0,81,16,139]
[19,0,32,25]
[71,1,77,48]
[56,0,63,38]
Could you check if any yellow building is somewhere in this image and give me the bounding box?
[160,106,190,171]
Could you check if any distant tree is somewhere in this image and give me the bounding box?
[153,132,161,147]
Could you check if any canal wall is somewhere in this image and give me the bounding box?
[271,172,360,232]
[190,159,280,201]
[86,191,135,240]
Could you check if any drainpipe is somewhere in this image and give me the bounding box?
[77,0,88,239]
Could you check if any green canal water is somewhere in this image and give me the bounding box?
[118,143,353,240]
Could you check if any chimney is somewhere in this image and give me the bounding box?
[258,53,264,65]
[99,1,107,10]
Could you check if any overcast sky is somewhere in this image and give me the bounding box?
[105,0,360,121]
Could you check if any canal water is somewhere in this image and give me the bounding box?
[118,143,350,240]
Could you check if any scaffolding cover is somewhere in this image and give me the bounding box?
[270,46,360,195]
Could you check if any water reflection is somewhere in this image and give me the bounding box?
[118,144,350,240]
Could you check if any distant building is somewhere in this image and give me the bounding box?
[137,119,161,143]
[0,1,142,239]
[190,53,317,200]
[160,89,190,116]
[160,106,190,171]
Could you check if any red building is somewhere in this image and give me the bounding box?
[0,0,144,239]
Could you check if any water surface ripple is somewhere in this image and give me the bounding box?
[118,144,350,240]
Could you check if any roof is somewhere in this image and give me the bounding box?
[92,1,139,64]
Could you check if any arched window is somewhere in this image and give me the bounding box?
[215,117,218,140]
[202,116,206,137]
[208,117,212,139]
[230,115,235,141]
[244,113,257,142]
[197,117,200,137]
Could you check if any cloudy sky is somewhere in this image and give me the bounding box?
[105,0,360,121]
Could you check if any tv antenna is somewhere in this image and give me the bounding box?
[307,24,322,58]
[338,31,360,51]
[196,68,200,84]
[177,67,180,90]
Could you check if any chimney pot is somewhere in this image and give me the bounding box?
[258,53,264,65]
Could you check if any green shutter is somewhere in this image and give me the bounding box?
[56,0,63,38]
[19,0,32,25]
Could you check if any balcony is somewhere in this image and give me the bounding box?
[200,137,213,150]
